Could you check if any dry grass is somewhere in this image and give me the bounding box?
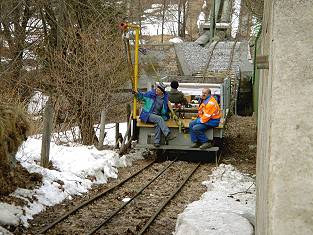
[0,102,37,197]
[0,103,32,164]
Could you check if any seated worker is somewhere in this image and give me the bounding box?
[189,88,221,149]
[133,82,176,147]
[168,80,187,105]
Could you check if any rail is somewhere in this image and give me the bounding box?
[87,159,177,234]
[36,158,203,235]
[37,160,156,234]
[138,162,201,235]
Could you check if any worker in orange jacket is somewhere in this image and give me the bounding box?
[189,88,221,149]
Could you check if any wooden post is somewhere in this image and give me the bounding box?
[127,104,131,140]
[41,97,53,168]
[119,113,133,155]
[98,110,106,149]
[115,123,120,148]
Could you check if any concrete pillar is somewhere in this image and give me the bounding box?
[256,0,313,234]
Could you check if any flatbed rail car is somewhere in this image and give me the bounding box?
[135,76,231,150]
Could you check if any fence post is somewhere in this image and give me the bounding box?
[41,97,53,168]
[127,103,131,141]
[98,110,106,149]
[115,123,120,148]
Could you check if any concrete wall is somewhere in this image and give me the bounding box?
[256,0,313,234]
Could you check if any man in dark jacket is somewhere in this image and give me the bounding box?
[133,82,176,147]
[168,80,187,105]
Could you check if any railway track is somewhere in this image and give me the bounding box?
[35,159,203,234]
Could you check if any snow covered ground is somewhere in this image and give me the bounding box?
[175,164,255,235]
[0,124,256,234]
[0,123,145,228]
[3,95,256,234]
[141,4,179,36]
[2,92,256,234]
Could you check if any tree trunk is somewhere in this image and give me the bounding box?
[178,0,182,36]
[161,0,166,43]
[98,110,106,149]
[181,0,187,38]
[1,0,32,103]
[138,0,142,30]
[78,111,98,145]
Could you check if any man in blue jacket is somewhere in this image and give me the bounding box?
[133,82,176,147]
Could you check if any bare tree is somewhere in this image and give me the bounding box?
[0,0,36,102]
[237,0,264,39]
[37,1,129,145]
[178,0,187,38]
[0,0,130,146]
[161,0,167,42]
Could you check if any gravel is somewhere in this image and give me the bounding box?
[175,41,253,75]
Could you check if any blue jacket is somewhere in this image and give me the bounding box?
[136,89,170,122]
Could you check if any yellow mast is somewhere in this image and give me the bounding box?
[120,23,140,120]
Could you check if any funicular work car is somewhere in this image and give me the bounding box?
[119,22,230,161]
[135,75,231,161]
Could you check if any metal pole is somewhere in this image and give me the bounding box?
[133,26,140,119]
[119,23,140,140]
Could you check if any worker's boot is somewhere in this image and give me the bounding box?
[165,132,177,142]
[200,142,213,149]
[191,142,200,148]
[154,143,160,148]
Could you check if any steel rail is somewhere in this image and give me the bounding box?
[202,40,221,81]
[227,40,238,114]
[138,162,201,235]
[37,159,156,234]
[87,159,177,235]
[227,40,238,76]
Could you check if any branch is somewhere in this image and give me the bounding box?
[228,182,255,197]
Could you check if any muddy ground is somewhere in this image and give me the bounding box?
[0,163,42,198]
[221,115,257,174]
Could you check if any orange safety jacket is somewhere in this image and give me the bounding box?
[198,96,221,123]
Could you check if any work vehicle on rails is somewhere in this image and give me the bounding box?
[119,22,236,158]
[135,75,231,151]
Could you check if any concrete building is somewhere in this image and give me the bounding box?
[256,0,313,234]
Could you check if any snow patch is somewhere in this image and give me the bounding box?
[27,91,48,115]
[141,4,179,36]
[231,0,241,38]
[197,12,206,29]
[0,203,23,225]
[175,164,255,235]
[169,37,183,43]
[0,123,143,227]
